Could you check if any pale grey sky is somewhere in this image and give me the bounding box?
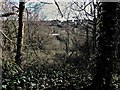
[0,0,93,21]
[25,1,92,21]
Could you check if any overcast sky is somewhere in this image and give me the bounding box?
[0,0,92,21]
[25,0,92,20]
[9,0,87,2]
[26,0,87,3]
[27,2,88,20]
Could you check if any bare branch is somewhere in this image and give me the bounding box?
[0,12,18,17]
[54,0,63,17]
[0,30,15,44]
[71,2,94,17]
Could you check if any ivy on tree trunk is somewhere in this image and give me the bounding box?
[92,2,117,90]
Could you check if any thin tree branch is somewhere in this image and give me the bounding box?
[0,30,15,44]
[0,12,18,17]
[54,0,63,17]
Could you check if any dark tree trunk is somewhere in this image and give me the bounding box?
[15,2,25,66]
[86,26,90,59]
[92,2,97,55]
[91,2,117,90]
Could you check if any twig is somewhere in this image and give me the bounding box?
[0,30,16,44]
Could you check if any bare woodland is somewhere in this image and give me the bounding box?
[1,1,120,90]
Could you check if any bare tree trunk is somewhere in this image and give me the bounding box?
[0,19,2,90]
[15,1,25,66]
[92,2,97,55]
